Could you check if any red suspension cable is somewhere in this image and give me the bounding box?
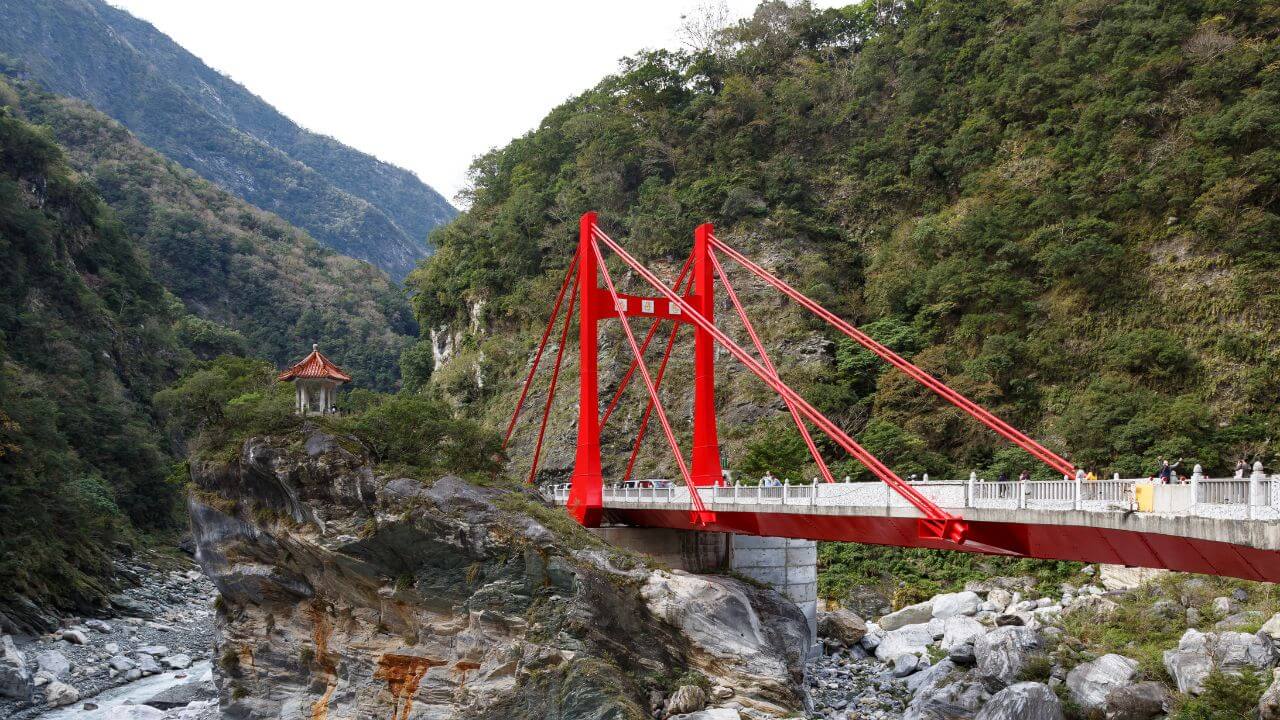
[504,256,579,449]
[600,252,694,428]
[622,318,682,484]
[527,272,578,484]
[588,239,712,523]
[709,236,1075,479]
[592,226,959,538]
[709,248,835,484]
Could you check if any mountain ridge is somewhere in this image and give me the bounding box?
[0,0,456,280]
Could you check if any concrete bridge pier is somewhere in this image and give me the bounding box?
[731,535,818,646]
[589,528,819,646]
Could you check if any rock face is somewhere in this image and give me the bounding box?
[1066,654,1138,711]
[1106,680,1171,720]
[189,429,809,718]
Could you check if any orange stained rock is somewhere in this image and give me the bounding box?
[376,653,447,720]
[452,660,482,686]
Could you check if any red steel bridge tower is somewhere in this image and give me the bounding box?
[506,212,1079,548]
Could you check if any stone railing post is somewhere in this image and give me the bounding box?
[967,473,976,508]
[923,472,930,482]
[1191,464,1203,511]
[811,476,818,507]
[1074,474,1081,511]
[733,481,739,503]
[783,478,789,503]
[1019,475,1028,509]
[1250,461,1265,520]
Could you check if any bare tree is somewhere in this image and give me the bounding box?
[677,1,733,54]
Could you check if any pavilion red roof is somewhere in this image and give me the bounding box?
[277,345,352,383]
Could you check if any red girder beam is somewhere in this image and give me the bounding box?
[591,225,962,542]
[709,236,1076,479]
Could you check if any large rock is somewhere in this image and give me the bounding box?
[0,634,31,700]
[1105,680,1172,720]
[44,680,79,707]
[974,682,1063,720]
[1163,629,1278,694]
[665,684,706,715]
[941,616,986,652]
[1260,613,1280,644]
[1066,654,1138,711]
[678,710,741,720]
[142,662,216,709]
[1261,669,1280,720]
[974,626,1041,691]
[933,592,982,619]
[36,649,70,679]
[189,428,812,719]
[876,623,936,662]
[882,600,935,631]
[817,609,866,646]
[1099,565,1168,591]
[903,665,989,720]
[1063,594,1119,618]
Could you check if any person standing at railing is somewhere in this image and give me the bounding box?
[1018,470,1030,483]
[1235,459,1248,479]
[998,471,1009,483]
[1086,468,1098,482]
[1156,458,1181,484]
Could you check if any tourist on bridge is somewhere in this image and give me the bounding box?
[1086,468,1098,482]
[1156,458,1181,484]
[1018,469,1030,483]
[1236,459,1248,479]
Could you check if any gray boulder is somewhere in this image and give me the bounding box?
[44,680,79,707]
[904,666,988,720]
[988,589,1013,611]
[941,616,986,652]
[665,684,707,715]
[893,653,920,677]
[1105,680,1172,720]
[676,711,740,720]
[975,626,1041,691]
[817,608,867,646]
[876,623,935,662]
[975,682,1063,720]
[1260,669,1280,720]
[108,655,137,672]
[1260,613,1280,644]
[59,628,88,645]
[1163,629,1277,694]
[0,635,32,700]
[1066,654,1138,711]
[162,653,193,670]
[882,600,935,631]
[35,649,70,679]
[933,592,982,619]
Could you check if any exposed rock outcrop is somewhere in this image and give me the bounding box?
[189,428,809,718]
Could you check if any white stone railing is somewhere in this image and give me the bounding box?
[542,470,1280,521]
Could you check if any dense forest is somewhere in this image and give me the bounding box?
[413,0,1280,485]
[1,74,419,391]
[0,100,188,629]
[0,0,456,279]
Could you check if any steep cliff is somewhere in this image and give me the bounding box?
[189,427,810,719]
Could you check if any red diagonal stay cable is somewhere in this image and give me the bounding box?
[600,252,695,428]
[589,238,712,523]
[622,318,682,484]
[709,248,835,484]
[504,256,579,449]
[526,271,578,484]
[709,236,1075,479]
[592,226,958,539]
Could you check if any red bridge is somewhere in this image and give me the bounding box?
[506,213,1280,583]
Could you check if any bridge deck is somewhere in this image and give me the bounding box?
[546,478,1280,582]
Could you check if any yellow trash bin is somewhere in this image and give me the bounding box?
[1134,482,1154,512]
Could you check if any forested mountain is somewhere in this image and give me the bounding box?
[0,99,187,629]
[4,75,417,391]
[0,0,455,280]
[0,73,422,628]
[413,0,1280,483]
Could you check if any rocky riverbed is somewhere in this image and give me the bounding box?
[0,557,218,720]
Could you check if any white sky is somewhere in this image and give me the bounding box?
[107,1,842,206]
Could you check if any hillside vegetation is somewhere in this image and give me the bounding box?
[0,0,455,279]
[412,0,1280,483]
[4,76,417,391]
[0,101,189,629]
